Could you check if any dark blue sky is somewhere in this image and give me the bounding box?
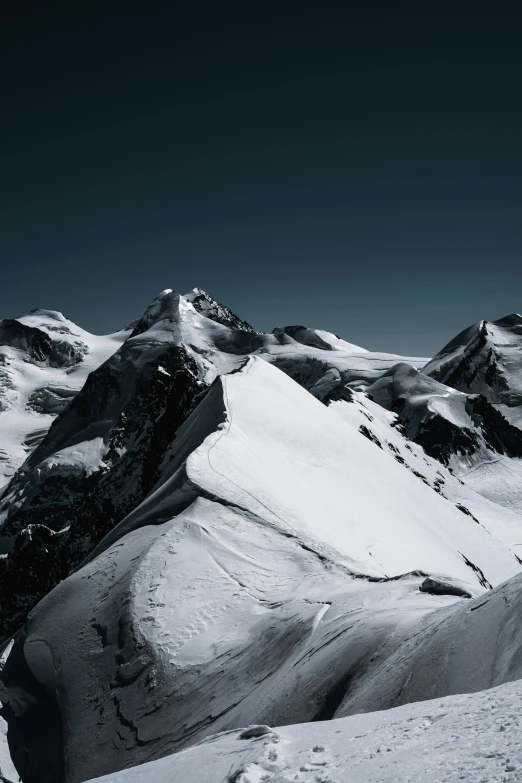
[1,1,521,356]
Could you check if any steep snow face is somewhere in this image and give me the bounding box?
[0,289,267,638]
[84,678,522,783]
[329,390,522,560]
[184,288,258,333]
[0,290,433,638]
[0,310,129,492]
[112,357,521,588]
[0,287,268,539]
[5,357,522,782]
[3,292,522,783]
[424,314,522,428]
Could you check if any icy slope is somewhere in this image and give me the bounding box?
[110,356,521,587]
[85,678,522,783]
[4,357,522,782]
[0,289,432,638]
[329,389,522,559]
[2,290,522,641]
[0,309,129,492]
[2,292,522,783]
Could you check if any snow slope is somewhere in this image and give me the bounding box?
[334,570,522,718]
[329,389,522,559]
[2,291,522,783]
[85,678,522,783]
[4,501,463,783]
[110,356,521,587]
[3,357,522,782]
[421,315,522,510]
[0,290,436,639]
[0,309,129,493]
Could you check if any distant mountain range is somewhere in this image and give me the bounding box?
[1,290,522,783]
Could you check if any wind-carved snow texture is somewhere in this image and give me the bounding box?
[84,679,522,783]
[1,290,522,783]
[3,357,522,783]
[0,290,439,638]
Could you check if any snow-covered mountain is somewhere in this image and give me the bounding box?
[1,289,522,783]
[424,313,522,425]
[420,315,522,511]
[0,310,130,494]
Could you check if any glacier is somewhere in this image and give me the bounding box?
[0,289,522,783]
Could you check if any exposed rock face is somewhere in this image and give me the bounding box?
[366,362,522,468]
[424,314,522,417]
[4,355,520,783]
[26,386,77,415]
[0,320,88,368]
[0,310,129,492]
[1,294,522,783]
[419,576,472,598]
[184,288,258,333]
[0,343,206,639]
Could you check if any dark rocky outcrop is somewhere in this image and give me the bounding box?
[185,288,258,334]
[0,320,87,368]
[419,577,472,598]
[0,342,207,640]
[424,315,522,410]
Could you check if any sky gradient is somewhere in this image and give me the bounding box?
[1,2,521,356]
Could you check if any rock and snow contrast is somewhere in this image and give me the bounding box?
[0,310,130,494]
[0,288,522,783]
[85,679,522,783]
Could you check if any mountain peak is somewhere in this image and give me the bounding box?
[26,308,70,323]
[492,313,522,327]
[130,289,187,337]
[183,287,258,333]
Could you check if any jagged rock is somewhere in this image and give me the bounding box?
[184,288,258,333]
[0,293,521,783]
[0,320,87,368]
[26,387,77,415]
[0,310,129,491]
[424,314,522,424]
[367,362,522,469]
[2,356,518,783]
